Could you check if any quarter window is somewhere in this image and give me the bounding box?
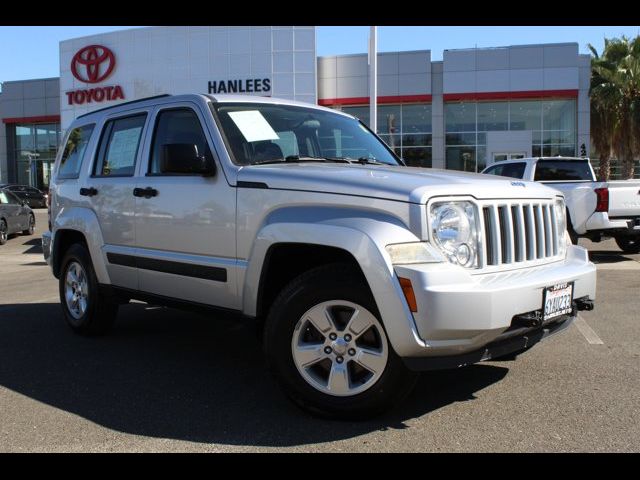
[95,114,146,177]
[58,124,94,179]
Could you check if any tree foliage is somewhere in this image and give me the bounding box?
[589,35,640,180]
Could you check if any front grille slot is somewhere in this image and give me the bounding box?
[481,200,560,270]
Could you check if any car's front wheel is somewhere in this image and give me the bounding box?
[264,263,418,419]
[59,243,118,335]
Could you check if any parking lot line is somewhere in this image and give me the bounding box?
[574,315,604,345]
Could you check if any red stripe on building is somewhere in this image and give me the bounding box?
[443,90,579,102]
[318,94,432,106]
[2,115,61,124]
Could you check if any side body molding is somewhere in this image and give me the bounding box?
[241,207,429,356]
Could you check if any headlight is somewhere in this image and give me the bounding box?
[429,201,479,268]
[385,242,443,265]
[554,198,568,256]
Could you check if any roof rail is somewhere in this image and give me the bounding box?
[76,94,172,119]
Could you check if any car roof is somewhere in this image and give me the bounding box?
[487,156,589,166]
[73,93,355,125]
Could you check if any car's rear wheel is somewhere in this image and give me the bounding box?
[615,235,640,254]
[59,243,118,335]
[0,220,7,245]
[264,263,418,419]
[22,214,35,235]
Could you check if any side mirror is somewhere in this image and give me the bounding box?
[160,143,216,176]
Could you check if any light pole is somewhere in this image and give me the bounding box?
[369,26,377,134]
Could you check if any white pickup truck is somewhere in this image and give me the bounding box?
[482,157,640,253]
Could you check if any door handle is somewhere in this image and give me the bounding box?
[79,187,98,197]
[133,187,158,199]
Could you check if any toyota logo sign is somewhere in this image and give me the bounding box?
[71,45,115,83]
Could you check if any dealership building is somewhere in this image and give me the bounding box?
[0,26,591,190]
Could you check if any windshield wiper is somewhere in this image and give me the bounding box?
[252,155,351,165]
[354,157,388,165]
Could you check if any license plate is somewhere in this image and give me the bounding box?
[543,282,574,321]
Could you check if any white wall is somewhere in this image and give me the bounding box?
[59,26,316,130]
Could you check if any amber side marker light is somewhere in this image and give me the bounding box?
[398,277,418,312]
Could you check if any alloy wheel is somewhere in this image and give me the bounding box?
[64,261,89,320]
[291,300,389,397]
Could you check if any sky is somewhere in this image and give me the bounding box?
[1,25,639,84]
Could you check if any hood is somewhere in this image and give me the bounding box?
[237,163,559,203]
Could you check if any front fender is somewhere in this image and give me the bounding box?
[52,206,110,284]
[242,207,428,356]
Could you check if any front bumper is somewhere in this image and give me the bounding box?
[392,245,596,357]
[402,313,574,371]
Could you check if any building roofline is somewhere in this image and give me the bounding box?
[444,42,579,53]
[1,77,59,85]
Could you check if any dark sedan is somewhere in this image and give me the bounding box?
[0,184,47,208]
[0,188,35,245]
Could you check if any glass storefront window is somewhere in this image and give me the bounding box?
[445,98,577,171]
[377,105,401,136]
[342,103,432,168]
[446,146,476,172]
[402,147,432,168]
[510,101,542,131]
[12,122,61,190]
[543,100,576,131]
[15,126,35,151]
[402,133,431,147]
[402,104,432,133]
[477,102,508,131]
[445,102,475,132]
[445,132,476,146]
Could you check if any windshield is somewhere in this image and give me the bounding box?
[211,102,401,166]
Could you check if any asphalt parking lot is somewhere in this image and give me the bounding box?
[1,209,638,452]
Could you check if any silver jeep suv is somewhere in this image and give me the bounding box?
[42,94,596,418]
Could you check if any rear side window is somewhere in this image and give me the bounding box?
[58,124,94,179]
[484,162,526,179]
[94,114,146,177]
[534,160,593,181]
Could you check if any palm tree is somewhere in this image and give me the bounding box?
[589,35,640,180]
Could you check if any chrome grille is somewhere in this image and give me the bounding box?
[481,200,560,269]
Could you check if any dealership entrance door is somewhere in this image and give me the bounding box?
[486,131,532,167]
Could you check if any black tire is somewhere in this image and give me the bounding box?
[22,214,35,235]
[263,263,418,420]
[59,243,118,335]
[566,210,579,245]
[615,236,640,254]
[0,219,7,245]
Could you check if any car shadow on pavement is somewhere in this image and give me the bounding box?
[21,238,42,255]
[587,250,634,264]
[0,302,508,447]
